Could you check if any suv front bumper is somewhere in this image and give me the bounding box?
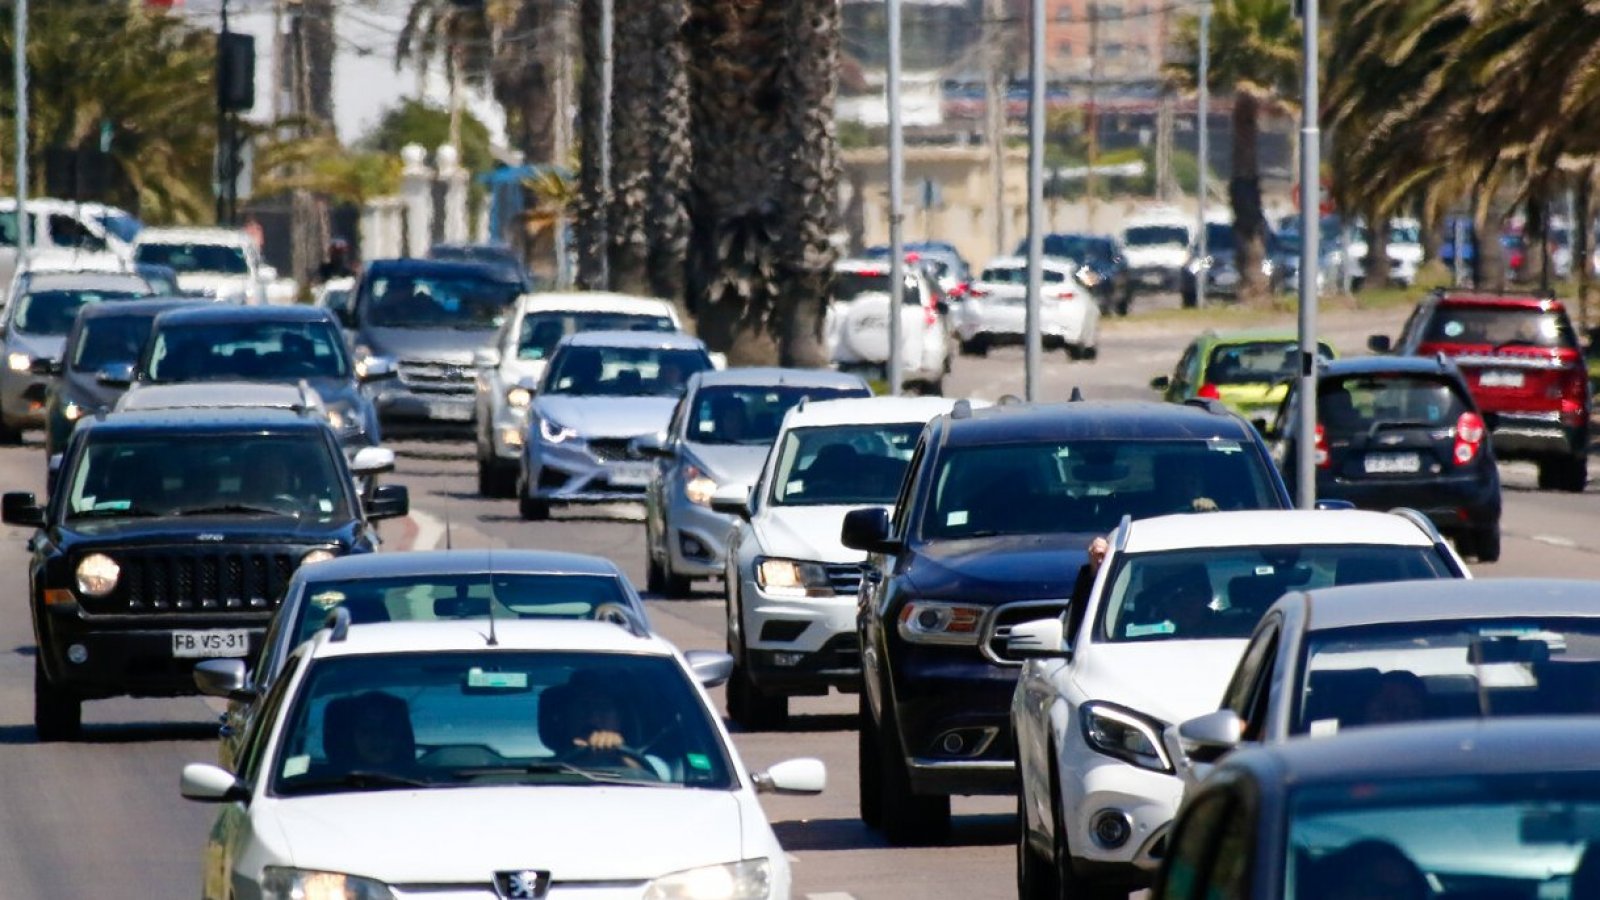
[1059,749,1181,876]
[37,611,271,700]
[0,366,49,429]
[888,648,1021,795]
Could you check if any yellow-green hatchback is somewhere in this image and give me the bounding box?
[1152,329,1337,425]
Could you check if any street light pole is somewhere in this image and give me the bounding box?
[1296,0,1320,509]
[597,0,614,289]
[13,0,26,270]
[1194,2,1209,307]
[1023,0,1044,400]
[886,0,905,396]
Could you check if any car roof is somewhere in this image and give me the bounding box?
[1432,292,1561,311]
[307,619,672,660]
[1198,328,1312,345]
[115,382,322,413]
[688,366,868,389]
[781,395,983,429]
[133,227,251,246]
[980,256,1076,271]
[298,549,627,581]
[1222,717,1600,786]
[83,406,330,434]
[1122,509,1433,554]
[1297,578,1600,631]
[76,297,205,319]
[515,292,676,317]
[362,257,522,283]
[1321,355,1458,377]
[938,400,1258,447]
[149,304,334,326]
[19,271,151,291]
[558,329,706,350]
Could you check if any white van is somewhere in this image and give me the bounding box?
[0,198,134,300]
[1121,207,1194,293]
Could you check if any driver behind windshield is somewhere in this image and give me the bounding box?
[537,673,669,780]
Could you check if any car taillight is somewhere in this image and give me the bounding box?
[1051,288,1076,300]
[1314,424,1330,468]
[1196,383,1221,400]
[948,282,970,299]
[1454,411,1485,465]
[924,304,938,326]
[968,286,988,298]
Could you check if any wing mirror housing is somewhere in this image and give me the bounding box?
[1006,617,1070,659]
[192,659,256,703]
[709,484,752,519]
[709,352,728,370]
[1367,334,1393,354]
[2,491,45,528]
[350,446,397,477]
[96,362,134,387]
[180,763,249,804]
[840,507,900,554]
[753,758,827,795]
[1176,708,1245,765]
[355,355,398,382]
[629,432,674,459]
[363,483,409,521]
[472,347,502,369]
[684,649,734,688]
[29,357,61,376]
[1149,375,1171,391]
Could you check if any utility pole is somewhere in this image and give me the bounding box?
[983,0,1007,258]
[1194,2,1210,307]
[13,0,27,270]
[1155,90,1174,202]
[887,0,905,396]
[1295,0,1320,509]
[1025,0,1044,399]
[1086,3,1099,233]
[597,0,614,288]
[552,3,575,286]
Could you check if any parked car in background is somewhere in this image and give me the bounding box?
[1268,355,1502,561]
[1180,221,1282,306]
[474,292,681,497]
[313,275,355,316]
[427,241,533,290]
[1371,290,1591,492]
[864,241,974,298]
[0,198,134,301]
[1151,330,1336,424]
[1017,232,1133,316]
[1121,208,1192,294]
[132,227,272,305]
[1348,216,1425,287]
[826,257,953,394]
[959,256,1100,359]
[0,269,152,443]
[640,367,870,597]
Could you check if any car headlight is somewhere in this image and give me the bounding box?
[756,557,837,598]
[76,553,120,597]
[1080,701,1172,773]
[325,407,360,435]
[6,352,31,372]
[62,400,83,421]
[644,859,771,900]
[301,548,338,566]
[1076,266,1102,288]
[538,415,578,444]
[262,866,394,900]
[684,463,717,507]
[896,600,985,646]
[506,386,533,409]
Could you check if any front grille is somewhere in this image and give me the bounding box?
[89,547,304,614]
[824,562,866,596]
[397,359,474,395]
[587,438,637,463]
[983,600,1070,665]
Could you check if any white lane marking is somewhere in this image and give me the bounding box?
[1532,534,1578,549]
[410,507,445,551]
[807,894,857,900]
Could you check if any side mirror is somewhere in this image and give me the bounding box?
[192,659,256,703]
[1367,334,1392,354]
[179,763,249,804]
[472,347,502,369]
[1006,617,1070,659]
[364,483,409,521]
[840,507,900,554]
[96,362,133,387]
[1149,375,1171,391]
[29,357,61,376]
[709,484,752,519]
[2,491,45,528]
[753,758,827,795]
[630,432,674,459]
[350,446,396,477]
[1250,417,1270,435]
[1176,708,1245,765]
[356,355,397,382]
[709,352,728,371]
[259,265,278,282]
[684,649,734,688]
[1315,498,1356,511]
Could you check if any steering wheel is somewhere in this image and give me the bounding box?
[558,744,659,778]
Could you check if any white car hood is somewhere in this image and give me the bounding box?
[1123,246,1189,268]
[266,786,747,883]
[683,442,769,486]
[1073,639,1249,726]
[177,272,253,298]
[753,505,877,564]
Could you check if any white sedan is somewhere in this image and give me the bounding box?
[182,617,824,899]
[956,256,1099,359]
[1008,509,1469,899]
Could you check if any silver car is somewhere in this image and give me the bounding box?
[518,330,715,520]
[0,269,152,442]
[639,367,871,597]
[474,292,682,497]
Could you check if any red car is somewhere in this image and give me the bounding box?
[1371,291,1591,491]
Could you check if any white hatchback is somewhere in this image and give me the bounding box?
[957,256,1099,359]
[182,618,825,900]
[825,259,953,394]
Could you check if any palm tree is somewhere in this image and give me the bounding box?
[1169,0,1300,305]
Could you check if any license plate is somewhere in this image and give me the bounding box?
[609,463,654,487]
[1138,273,1165,286]
[854,315,886,331]
[1363,452,1422,474]
[1213,270,1239,287]
[428,401,473,422]
[1479,369,1525,388]
[172,629,249,658]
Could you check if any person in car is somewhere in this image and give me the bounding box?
[539,675,667,779]
[1311,839,1429,900]
[323,691,416,773]
[1360,670,1429,726]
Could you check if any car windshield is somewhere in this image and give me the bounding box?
[771,422,923,506]
[1205,222,1237,251]
[134,242,249,275]
[979,266,1068,285]
[1097,545,1451,643]
[1029,235,1113,262]
[1206,341,1335,386]
[12,289,147,336]
[543,345,711,397]
[1124,225,1189,247]
[1319,375,1471,436]
[364,273,522,329]
[143,320,349,382]
[864,245,970,281]
[270,651,735,795]
[73,313,159,371]
[1421,306,1578,349]
[290,573,639,648]
[1295,618,1600,735]
[1286,772,1600,900]
[1388,222,1422,244]
[98,211,142,243]
[517,312,676,361]
[921,439,1279,540]
[138,268,180,294]
[64,433,349,521]
[689,385,866,446]
[835,269,923,306]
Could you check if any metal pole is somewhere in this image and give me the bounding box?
[13,0,26,271]
[886,0,905,396]
[597,0,614,289]
[1194,3,1209,307]
[1024,0,1043,400]
[1296,0,1320,510]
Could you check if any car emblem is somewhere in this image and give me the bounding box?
[493,870,551,899]
[1377,434,1404,446]
[196,533,225,542]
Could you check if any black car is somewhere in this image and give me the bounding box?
[841,399,1292,845]
[1019,233,1134,316]
[1179,222,1284,307]
[1268,355,1502,562]
[427,242,534,290]
[1,406,408,740]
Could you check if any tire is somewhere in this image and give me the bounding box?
[477,459,516,498]
[518,494,550,521]
[646,552,667,594]
[1473,525,1502,564]
[1053,784,1126,900]
[0,408,22,446]
[34,658,80,742]
[877,708,952,845]
[1180,287,1197,309]
[858,693,883,828]
[1561,454,1589,493]
[959,337,989,358]
[726,658,788,730]
[919,375,946,397]
[1018,791,1058,900]
[1116,294,1132,317]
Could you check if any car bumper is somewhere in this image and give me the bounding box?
[1129,266,1177,291]
[487,402,529,463]
[890,649,1021,795]
[1486,413,1586,459]
[1315,473,1500,532]
[373,384,475,428]
[743,583,862,693]
[37,614,270,699]
[1060,750,1181,875]
[1,368,49,428]
[666,498,738,576]
[956,303,1085,345]
[524,439,653,503]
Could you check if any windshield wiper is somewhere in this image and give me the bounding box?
[451,761,672,787]
[69,506,162,519]
[279,769,435,795]
[172,504,289,517]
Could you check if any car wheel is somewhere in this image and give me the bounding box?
[518,494,550,521]
[1180,287,1197,309]
[877,708,952,845]
[646,552,667,594]
[477,459,517,498]
[1052,783,1124,900]
[0,408,22,446]
[1562,453,1590,493]
[920,375,946,397]
[1473,525,1502,564]
[726,656,788,731]
[1018,791,1058,900]
[34,658,80,742]
[858,692,884,828]
[1116,294,1132,317]
[959,337,989,357]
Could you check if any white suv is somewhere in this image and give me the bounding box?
[133,226,272,305]
[825,258,953,394]
[1008,509,1469,899]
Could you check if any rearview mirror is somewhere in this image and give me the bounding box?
[1367,334,1392,354]
[2,491,45,528]
[1006,617,1069,659]
[350,446,396,477]
[754,758,827,795]
[840,507,899,554]
[364,483,409,521]
[192,659,255,703]
[179,763,249,803]
[1176,708,1244,765]
[684,649,734,688]
[709,484,752,519]
[96,362,133,387]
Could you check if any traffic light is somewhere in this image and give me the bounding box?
[217,32,255,112]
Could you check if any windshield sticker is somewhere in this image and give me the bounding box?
[946,510,969,527]
[1207,440,1242,454]
[1443,320,1465,337]
[318,499,333,513]
[93,499,129,511]
[282,755,310,777]
[1126,621,1176,638]
[787,480,804,495]
[309,591,344,610]
[1254,565,1275,576]
[697,420,713,432]
[1308,719,1340,737]
[687,753,711,771]
[467,668,528,690]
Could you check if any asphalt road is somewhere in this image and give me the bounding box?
[1,296,1598,897]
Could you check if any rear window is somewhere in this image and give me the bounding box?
[1423,305,1577,350]
[835,270,922,306]
[1320,374,1470,435]
[1206,341,1335,385]
[979,267,1067,285]
[1124,225,1189,247]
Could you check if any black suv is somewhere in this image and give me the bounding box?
[1269,355,1502,561]
[2,406,408,740]
[842,400,1291,844]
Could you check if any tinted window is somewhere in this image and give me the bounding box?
[979,266,1067,285]
[1206,341,1334,386]
[771,422,923,506]
[1098,544,1450,643]
[13,289,146,335]
[364,273,521,329]
[543,345,711,397]
[518,312,675,361]
[134,242,249,275]
[921,439,1279,540]
[145,320,349,381]
[836,269,923,306]
[689,385,866,446]
[73,313,159,371]
[1422,306,1577,349]
[1161,792,1234,900]
[1319,375,1471,435]
[1125,225,1190,247]
[1205,223,1236,251]
[271,651,735,794]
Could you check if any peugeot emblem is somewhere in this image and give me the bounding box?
[493,870,551,899]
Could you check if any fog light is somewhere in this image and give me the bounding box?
[941,732,965,754]
[1091,809,1133,849]
[771,652,804,668]
[500,426,524,449]
[678,533,707,560]
[66,644,88,664]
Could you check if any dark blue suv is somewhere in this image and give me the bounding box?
[842,399,1291,845]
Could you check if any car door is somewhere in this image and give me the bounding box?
[648,392,690,557]
[1166,341,1199,402]
[1154,775,1257,900]
[859,433,928,719]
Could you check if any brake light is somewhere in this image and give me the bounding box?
[1196,383,1221,400]
[968,286,989,298]
[1453,411,1485,465]
[924,304,938,326]
[948,282,970,299]
[1051,289,1076,300]
[1314,424,1330,468]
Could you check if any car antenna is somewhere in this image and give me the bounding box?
[1069,387,1085,401]
[484,547,499,647]
[444,510,453,550]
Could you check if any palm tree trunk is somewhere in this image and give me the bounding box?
[1228,92,1268,304]
[1475,187,1508,291]
[302,0,336,127]
[1363,204,1391,291]
[574,0,608,287]
[607,0,655,295]
[646,0,691,306]
[1578,170,1594,333]
[1521,194,1547,288]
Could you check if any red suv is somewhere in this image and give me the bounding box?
[1370,291,1591,491]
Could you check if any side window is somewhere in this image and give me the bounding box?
[666,395,688,442]
[1223,625,1280,742]
[1397,304,1425,349]
[1175,343,1198,389]
[1159,792,1233,900]
[237,652,302,783]
[889,436,928,539]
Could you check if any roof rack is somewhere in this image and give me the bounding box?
[1388,506,1446,545]
[1113,514,1133,553]
[1069,387,1085,402]
[951,399,973,419]
[324,606,351,642]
